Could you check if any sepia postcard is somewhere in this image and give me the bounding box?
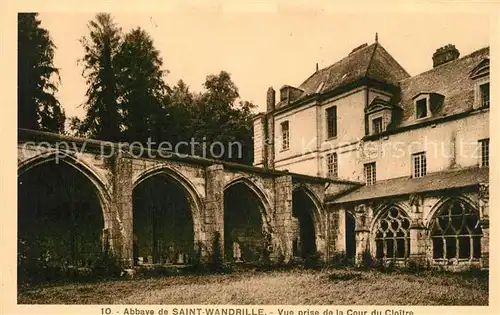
[1,1,499,315]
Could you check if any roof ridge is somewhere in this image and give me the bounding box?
[299,42,377,89]
[399,46,490,83]
[365,42,378,78]
[376,44,411,78]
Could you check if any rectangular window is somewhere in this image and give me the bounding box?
[480,83,490,108]
[416,98,427,119]
[372,117,383,134]
[479,138,489,167]
[412,152,427,178]
[327,153,338,178]
[280,121,289,151]
[326,106,337,138]
[364,162,376,185]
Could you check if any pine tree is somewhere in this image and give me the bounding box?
[18,13,65,133]
[77,13,121,141]
[115,27,169,143]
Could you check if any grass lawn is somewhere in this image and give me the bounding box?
[17,268,488,305]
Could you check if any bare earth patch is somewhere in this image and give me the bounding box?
[17,269,488,305]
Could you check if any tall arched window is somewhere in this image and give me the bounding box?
[374,206,410,260]
[431,199,482,260]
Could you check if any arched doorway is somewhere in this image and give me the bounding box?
[345,211,356,261]
[133,173,195,265]
[223,181,267,263]
[292,189,318,259]
[18,159,104,280]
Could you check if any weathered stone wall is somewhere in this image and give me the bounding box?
[111,157,134,266]
[18,136,358,267]
[273,175,294,261]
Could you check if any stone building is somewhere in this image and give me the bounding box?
[253,40,490,269]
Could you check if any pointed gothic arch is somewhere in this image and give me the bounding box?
[223,177,271,262]
[17,152,111,272]
[132,166,203,265]
[370,204,411,260]
[427,196,482,261]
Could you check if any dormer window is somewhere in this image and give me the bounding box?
[365,97,393,136]
[372,117,383,134]
[415,98,428,119]
[280,89,289,102]
[470,58,489,110]
[412,92,444,120]
[279,85,304,105]
[480,83,490,108]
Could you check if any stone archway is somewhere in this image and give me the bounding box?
[292,188,323,259]
[132,167,203,266]
[18,154,111,281]
[223,178,271,263]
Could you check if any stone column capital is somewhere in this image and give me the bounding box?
[207,164,224,171]
[479,182,489,203]
[410,218,425,229]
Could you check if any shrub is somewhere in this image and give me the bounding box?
[461,266,488,280]
[381,259,395,273]
[304,252,323,269]
[329,251,351,268]
[357,250,376,270]
[404,257,428,274]
[91,251,122,280]
[210,232,223,273]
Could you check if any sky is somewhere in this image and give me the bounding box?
[38,11,491,120]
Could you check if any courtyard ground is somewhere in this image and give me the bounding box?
[17,268,488,305]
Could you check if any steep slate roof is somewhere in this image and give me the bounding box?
[396,47,490,127]
[276,43,410,108]
[330,167,489,204]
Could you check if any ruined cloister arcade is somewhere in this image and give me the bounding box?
[17,130,350,269]
[17,130,489,271]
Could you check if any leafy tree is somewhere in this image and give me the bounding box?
[192,71,255,164]
[73,15,255,164]
[18,13,65,133]
[76,13,121,141]
[115,27,169,143]
[162,80,198,146]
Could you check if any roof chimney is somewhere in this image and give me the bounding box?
[432,44,460,68]
[266,87,276,112]
[316,63,319,72]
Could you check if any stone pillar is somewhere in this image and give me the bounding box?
[205,164,225,261]
[479,183,489,268]
[110,156,134,268]
[273,175,293,262]
[336,208,346,254]
[408,194,426,265]
[479,220,489,268]
[324,205,342,263]
[354,204,370,266]
[409,219,426,265]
